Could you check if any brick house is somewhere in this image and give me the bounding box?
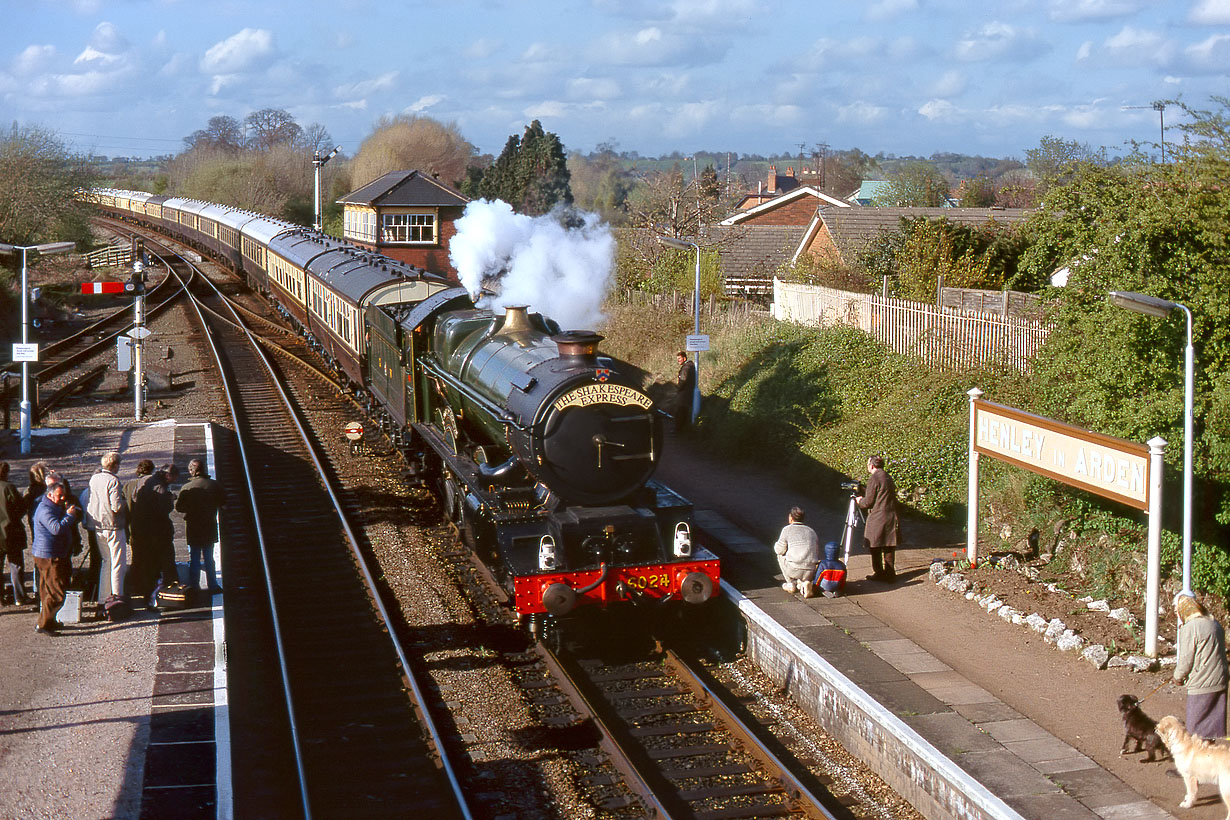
[706,183,850,292]
[336,170,469,281]
[802,206,1032,268]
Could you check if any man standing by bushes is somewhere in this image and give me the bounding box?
[674,351,695,433]
[858,455,900,581]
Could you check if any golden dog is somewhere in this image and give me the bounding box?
[1156,715,1230,818]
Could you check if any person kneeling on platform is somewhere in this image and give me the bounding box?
[774,506,820,599]
[814,541,847,598]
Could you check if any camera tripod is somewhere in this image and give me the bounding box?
[838,482,866,565]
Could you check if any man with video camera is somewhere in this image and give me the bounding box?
[856,455,900,581]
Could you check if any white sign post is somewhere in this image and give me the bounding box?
[967,391,1164,655]
[11,343,38,362]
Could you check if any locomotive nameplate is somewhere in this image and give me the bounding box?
[552,384,653,412]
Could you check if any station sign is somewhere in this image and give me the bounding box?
[11,343,38,362]
[685,334,710,352]
[973,399,1150,510]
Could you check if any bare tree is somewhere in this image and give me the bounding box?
[302,123,335,155]
[244,108,303,151]
[348,115,474,189]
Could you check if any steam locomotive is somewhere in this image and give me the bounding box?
[88,189,720,641]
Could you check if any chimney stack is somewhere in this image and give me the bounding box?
[768,165,776,192]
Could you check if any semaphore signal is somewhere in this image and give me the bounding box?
[81,281,125,294]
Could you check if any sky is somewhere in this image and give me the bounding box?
[5,0,1230,163]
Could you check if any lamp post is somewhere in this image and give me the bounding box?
[312,145,341,232]
[0,241,75,454]
[658,236,702,423]
[1109,290,1194,595]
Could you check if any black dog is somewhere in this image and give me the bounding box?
[1118,694,1167,762]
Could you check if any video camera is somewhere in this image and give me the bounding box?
[840,480,861,493]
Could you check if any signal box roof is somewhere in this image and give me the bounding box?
[336,170,469,208]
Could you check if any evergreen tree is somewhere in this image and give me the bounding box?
[473,121,572,215]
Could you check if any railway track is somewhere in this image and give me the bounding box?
[172,250,473,819]
[2,235,189,421]
[109,219,916,819]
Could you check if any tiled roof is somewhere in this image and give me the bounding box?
[704,224,808,280]
[337,169,469,207]
[820,206,1033,258]
[720,186,849,226]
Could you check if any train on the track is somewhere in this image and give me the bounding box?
[88,189,720,642]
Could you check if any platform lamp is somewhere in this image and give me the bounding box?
[0,240,75,454]
[1109,290,1195,596]
[312,145,341,232]
[657,236,702,423]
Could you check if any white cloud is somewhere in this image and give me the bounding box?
[88,21,129,54]
[931,70,966,97]
[919,99,959,120]
[1049,0,1140,22]
[1102,25,1174,66]
[200,28,275,75]
[1061,104,1106,128]
[12,45,56,77]
[520,43,556,63]
[591,27,718,67]
[524,100,568,119]
[1076,41,1093,60]
[465,38,501,59]
[865,0,917,23]
[75,46,123,68]
[837,101,888,125]
[1190,0,1230,24]
[567,77,621,100]
[954,22,1048,63]
[209,75,240,95]
[1185,34,1230,73]
[669,0,758,25]
[406,94,445,113]
[333,71,399,100]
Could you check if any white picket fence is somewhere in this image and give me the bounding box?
[772,278,1052,371]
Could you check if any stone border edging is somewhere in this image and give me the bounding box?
[721,580,1027,820]
[927,560,1167,673]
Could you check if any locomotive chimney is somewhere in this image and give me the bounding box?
[553,331,604,359]
[494,305,534,339]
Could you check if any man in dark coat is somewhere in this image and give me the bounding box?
[673,351,696,433]
[31,482,81,633]
[124,459,158,599]
[856,455,900,581]
[0,462,29,604]
[176,458,224,593]
[142,465,180,602]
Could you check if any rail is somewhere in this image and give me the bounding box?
[163,245,473,819]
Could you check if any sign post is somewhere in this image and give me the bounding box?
[968,392,1162,655]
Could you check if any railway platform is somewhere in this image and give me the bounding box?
[0,420,226,820]
[657,430,1204,820]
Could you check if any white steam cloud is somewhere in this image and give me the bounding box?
[448,199,614,331]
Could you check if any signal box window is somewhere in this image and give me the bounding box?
[382,213,435,244]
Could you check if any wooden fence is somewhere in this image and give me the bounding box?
[85,244,132,268]
[772,278,1051,371]
[615,289,769,328]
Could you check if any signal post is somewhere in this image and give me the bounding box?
[80,242,149,421]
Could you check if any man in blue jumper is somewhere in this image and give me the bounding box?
[32,481,82,634]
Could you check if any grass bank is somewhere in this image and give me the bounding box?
[598,297,1216,611]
